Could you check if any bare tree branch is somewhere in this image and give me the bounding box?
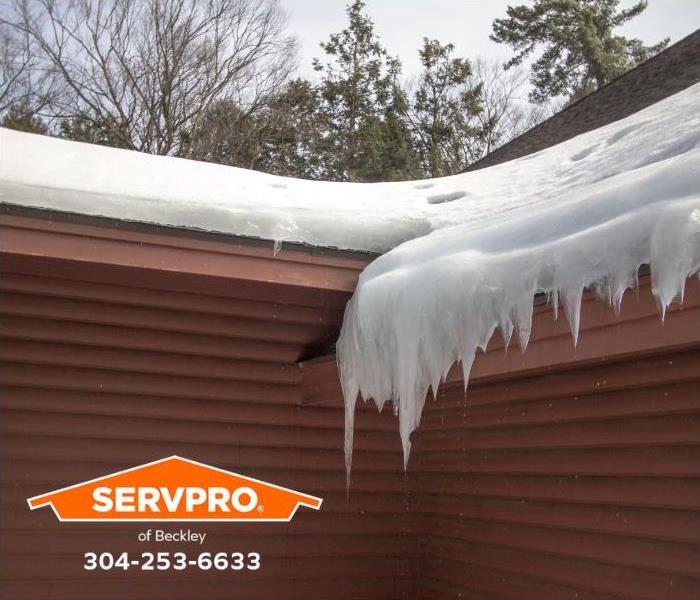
[468,57,562,159]
[3,0,296,154]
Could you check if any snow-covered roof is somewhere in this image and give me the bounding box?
[2,84,699,479]
[338,83,700,477]
[1,84,697,255]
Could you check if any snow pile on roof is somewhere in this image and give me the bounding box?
[338,83,700,479]
[0,87,696,256]
[0,128,426,253]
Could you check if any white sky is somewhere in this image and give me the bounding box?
[280,0,700,80]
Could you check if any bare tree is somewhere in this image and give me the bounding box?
[462,57,564,161]
[468,57,526,157]
[0,20,59,113]
[0,26,30,111]
[3,0,296,154]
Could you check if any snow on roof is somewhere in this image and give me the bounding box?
[1,84,699,479]
[338,83,700,480]
[1,85,697,256]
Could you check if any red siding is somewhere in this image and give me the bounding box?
[0,212,415,600]
[410,277,700,599]
[300,277,700,600]
[3,210,700,599]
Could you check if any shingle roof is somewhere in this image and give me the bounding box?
[466,29,700,171]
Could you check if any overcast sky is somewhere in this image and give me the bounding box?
[280,0,700,81]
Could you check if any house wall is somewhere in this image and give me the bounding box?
[2,211,699,600]
[0,212,414,600]
[410,277,700,599]
[299,276,700,600]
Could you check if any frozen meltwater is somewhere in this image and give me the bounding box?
[337,84,700,482]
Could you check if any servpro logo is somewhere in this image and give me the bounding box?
[27,456,322,522]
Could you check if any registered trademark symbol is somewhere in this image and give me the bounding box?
[257,505,264,512]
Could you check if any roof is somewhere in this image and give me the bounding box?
[2,82,698,257]
[338,82,700,470]
[467,29,700,171]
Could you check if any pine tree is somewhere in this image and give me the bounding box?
[491,0,669,103]
[410,39,483,177]
[313,0,417,181]
[59,113,131,148]
[178,99,262,169]
[1,101,48,135]
[256,79,328,179]
[180,79,326,179]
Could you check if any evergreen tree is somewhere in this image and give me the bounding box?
[59,113,131,148]
[353,68,420,182]
[410,39,483,177]
[178,99,261,168]
[313,0,417,181]
[1,101,48,135]
[491,0,669,103]
[181,79,326,179]
[256,79,328,179]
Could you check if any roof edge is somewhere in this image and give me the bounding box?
[0,202,380,263]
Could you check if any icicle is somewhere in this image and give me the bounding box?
[343,391,357,493]
[430,374,441,401]
[500,318,514,350]
[477,323,497,353]
[562,286,584,346]
[549,289,559,321]
[339,196,700,481]
[336,86,700,484]
[461,354,475,395]
[657,296,668,322]
[611,272,634,315]
[514,298,534,352]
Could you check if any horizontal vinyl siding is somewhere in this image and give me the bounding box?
[3,210,699,600]
[0,269,413,600]
[411,278,700,600]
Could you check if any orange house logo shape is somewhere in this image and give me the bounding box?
[27,456,322,522]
